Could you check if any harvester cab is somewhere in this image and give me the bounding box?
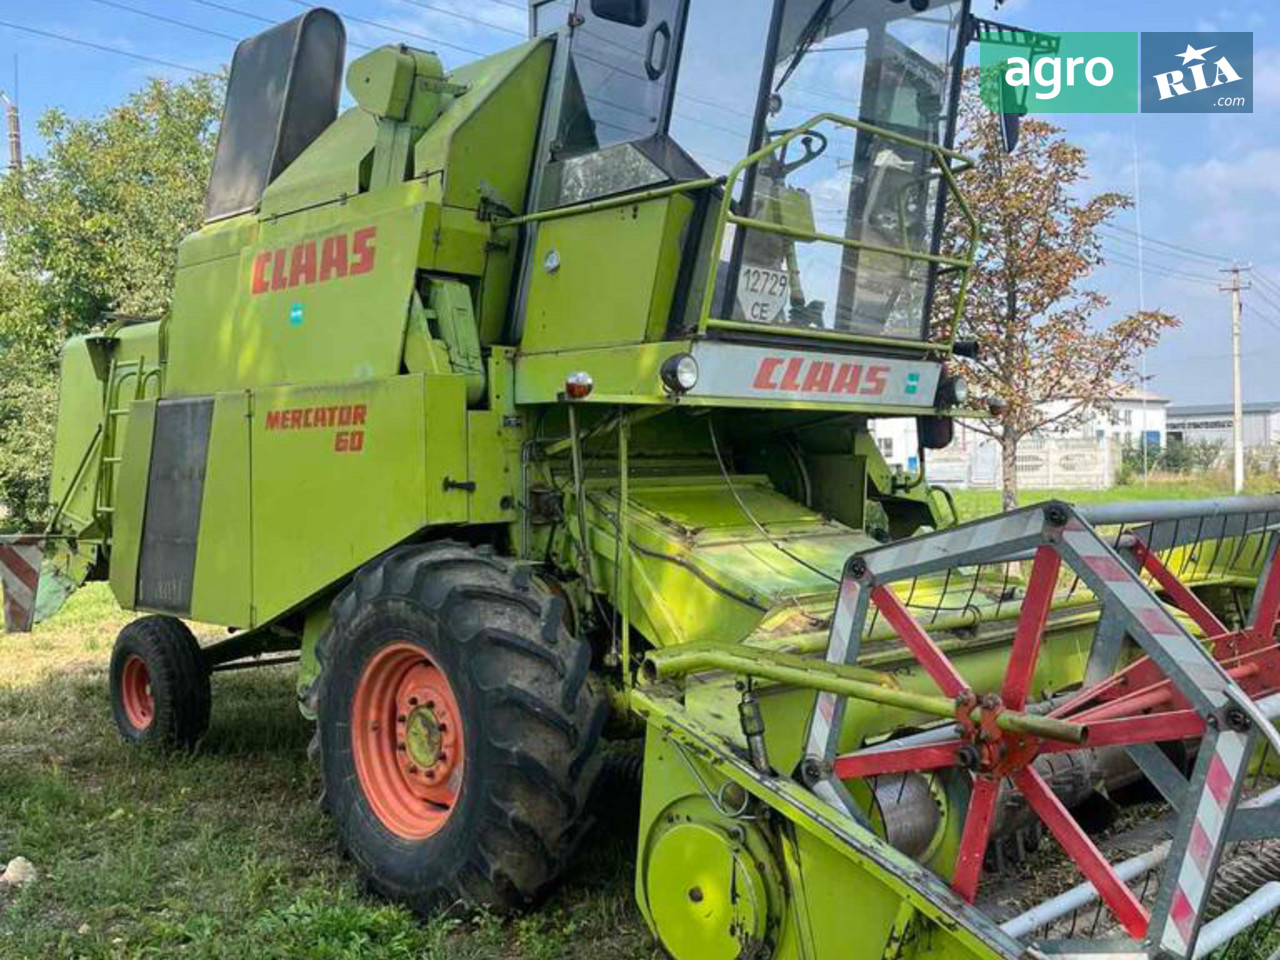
[5,4,1280,960]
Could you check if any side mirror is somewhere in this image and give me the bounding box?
[918,416,954,451]
[591,0,649,27]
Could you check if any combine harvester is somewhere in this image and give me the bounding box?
[3,1,1279,957]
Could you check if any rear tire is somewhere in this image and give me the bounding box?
[109,615,211,749]
[317,542,606,912]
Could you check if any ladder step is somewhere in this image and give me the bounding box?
[107,407,131,416]
[102,457,122,464]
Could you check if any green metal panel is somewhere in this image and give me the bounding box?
[107,398,156,610]
[423,374,470,525]
[190,392,253,628]
[514,341,694,405]
[256,109,376,219]
[465,350,520,526]
[576,474,876,650]
[48,337,108,532]
[249,375,433,624]
[176,215,259,270]
[166,191,426,396]
[414,39,552,216]
[521,195,694,353]
[421,205,490,276]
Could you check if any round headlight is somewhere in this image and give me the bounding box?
[937,373,968,408]
[661,353,699,393]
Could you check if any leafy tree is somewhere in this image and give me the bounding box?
[1119,437,1223,479]
[0,75,221,527]
[937,73,1178,510]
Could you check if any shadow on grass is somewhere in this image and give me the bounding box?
[0,650,656,960]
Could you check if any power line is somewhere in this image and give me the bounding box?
[1101,248,1219,286]
[1099,228,1226,275]
[184,0,276,28]
[1246,282,1280,316]
[0,18,212,75]
[277,0,490,58]
[387,0,523,37]
[1099,222,1233,265]
[1249,267,1280,300]
[86,0,242,42]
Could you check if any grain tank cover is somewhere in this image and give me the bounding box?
[203,8,345,222]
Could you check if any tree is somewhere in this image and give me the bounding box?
[937,73,1178,510]
[0,75,222,528]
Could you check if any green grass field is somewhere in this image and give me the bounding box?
[0,477,1274,958]
[0,586,655,960]
[949,473,1277,522]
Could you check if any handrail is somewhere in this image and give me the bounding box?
[697,113,979,353]
[491,177,721,228]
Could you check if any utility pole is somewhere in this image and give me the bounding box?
[1,56,19,175]
[1220,264,1251,493]
[1133,122,1149,485]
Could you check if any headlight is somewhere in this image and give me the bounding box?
[661,353,699,393]
[936,373,968,408]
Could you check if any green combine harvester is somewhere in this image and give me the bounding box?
[4,2,1280,958]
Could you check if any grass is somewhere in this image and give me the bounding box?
[0,585,656,960]
[950,471,1279,523]
[1,475,1274,958]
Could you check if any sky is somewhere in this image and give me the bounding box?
[0,0,1276,407]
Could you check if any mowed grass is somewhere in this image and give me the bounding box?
[950,471,1279,523]
[1,476,1274,958]
[0,585,655,960]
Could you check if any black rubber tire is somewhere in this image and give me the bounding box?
[317,542,606,913]
[109,615,211,749]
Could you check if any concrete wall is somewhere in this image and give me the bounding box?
[874,419,1119,490]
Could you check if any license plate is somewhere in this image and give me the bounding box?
[736,265,789,325]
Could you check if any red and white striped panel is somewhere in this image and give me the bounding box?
[1160,729,1251,958]
[806,577,865,761]
[0,536,42,633]
[1059,518,1228,695]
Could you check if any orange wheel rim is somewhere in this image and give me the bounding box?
[351,642,465,840]
[120,654,154,731]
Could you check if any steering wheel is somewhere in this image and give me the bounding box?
[765,127,829,177]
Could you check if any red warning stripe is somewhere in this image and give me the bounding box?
[1170,889,1196,945]
[0,543,39,593]
[1206,752,1235,809]
[0,537,42,633]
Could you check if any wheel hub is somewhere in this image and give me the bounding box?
[397,684,460,784]
[120,654,155,731]
[352,642,466,840]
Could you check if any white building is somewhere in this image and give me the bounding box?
[870,387,1168,488]
[1167,402,1280,451]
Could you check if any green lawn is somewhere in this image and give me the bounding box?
[950,473,1278,523]
[2,475,1276,958]
[0,585,654,960]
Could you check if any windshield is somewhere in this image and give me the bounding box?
[717,0,966,341]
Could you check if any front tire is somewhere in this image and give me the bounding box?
[317,543,605,912]
[109,615,211,749]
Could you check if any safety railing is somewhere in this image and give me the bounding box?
[696,113,979,354]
